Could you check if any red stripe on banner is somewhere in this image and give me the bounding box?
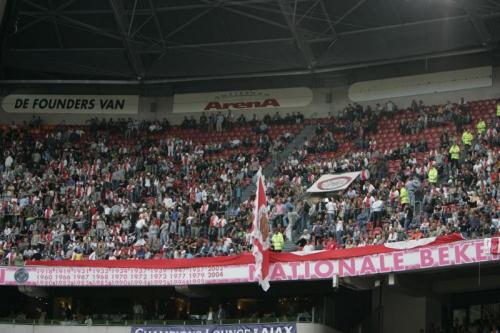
[25,234,464,269]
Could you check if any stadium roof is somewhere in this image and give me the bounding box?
[1,0,500,85]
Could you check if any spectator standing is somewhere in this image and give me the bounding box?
[133,302,144,322]
[271,227,284,252]
[216,304,226,322]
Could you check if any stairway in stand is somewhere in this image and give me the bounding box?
[240,124,316,202]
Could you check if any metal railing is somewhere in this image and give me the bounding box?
[0,316,313,326]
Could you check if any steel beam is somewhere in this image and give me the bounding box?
[0,47,489,85]
[295,0,321,26]
[144,47,489,84]
[316,0,338,61]
[224,1,334,38]
[164,5,217,41]
[8,36,335,54]
[10,47,128,52]
[109,0,145,77]
[130,15,153,39]
[278,0,316,67]
[334,0,367,25]
[19,10,141,47]
[21,0,159,49]
[217,3,290,31]
[23,0,45,11]
[8,36,335,53]
[148,0,166,48]
[0,0,21,78]
[19,0,313,16]
[48,0,64,48]
[16,16,48,34]
[127,0,138,36]
[10,12,499,53]
[57,0,78,11]
[459,0,492,46]
[339,14,470,36]
[11,9,499,53]
[318,0,337,39]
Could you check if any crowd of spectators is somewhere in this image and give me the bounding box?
[0,98,499,265]
[180,110,304,133]
[269,99,499,251]
[400,99,472,135]
[0,114,268,263]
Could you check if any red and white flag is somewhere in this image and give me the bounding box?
[492,238,499,255]
[250,168,271,291]
[486,237,499,255]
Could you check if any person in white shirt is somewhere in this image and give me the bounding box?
[103,204,111,221]
[325,199,336,224]
[389,187,399,210]
[88,251,97,260]
[335,220,344,246]
[370,196,385,227]
[473,161,482,175]
[135,218,146,238]
[385,100,396,113]
[303,240,315,253]
[206,307,214,324]
[4,154,13,170]
[387,229,398,243]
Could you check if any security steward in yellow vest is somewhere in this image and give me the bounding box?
[497,100,500,117]
[476,119,486,135]
[428,166,438,185]
[400,186,410,206]
[272,228,284,252]
[449,143,460,168]
[462,130,473,147]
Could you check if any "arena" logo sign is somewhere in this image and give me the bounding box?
[204,98,280,110]
[173,88,313,113]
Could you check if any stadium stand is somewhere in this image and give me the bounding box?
[0,98,498,264]
[2,0,500,331]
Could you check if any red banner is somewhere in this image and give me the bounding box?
[26,233,464,269]
[3,236,497,287]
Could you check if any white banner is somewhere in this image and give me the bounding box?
[348,66,492,102]
[1,94,139,114]
[306,172,360,193]
[172,87,313,113]
[0,239,497,287]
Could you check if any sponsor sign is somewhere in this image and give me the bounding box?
[0,239,498,287]
[131,323,297,333]
[172,88,313,113]
[306,172,360,193]
[348,66,492,102]
[1,94,139,114]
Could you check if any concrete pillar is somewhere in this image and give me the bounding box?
[374,286,442,333]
